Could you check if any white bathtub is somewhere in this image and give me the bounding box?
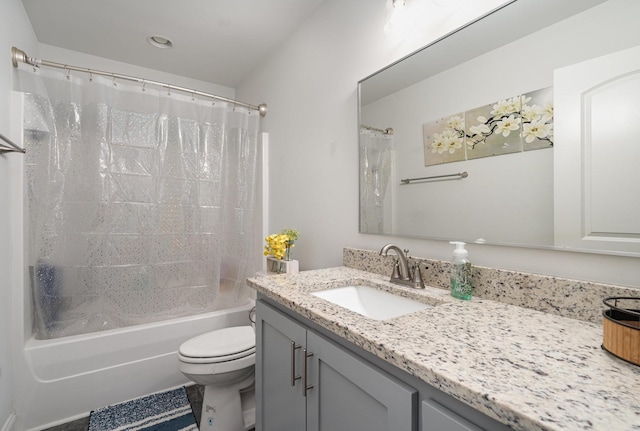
[12,300,255,431]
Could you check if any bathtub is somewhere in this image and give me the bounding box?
[12,300,255,431]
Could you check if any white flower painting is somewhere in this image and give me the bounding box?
[520,87,554,151]
[422,87,554,166]
[422,113,466,165]
[465,96,524,159]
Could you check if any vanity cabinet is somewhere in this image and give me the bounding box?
[256,299,416,431]
[421,399,486,431]
[256,296,513,431]
[256,299,307,430]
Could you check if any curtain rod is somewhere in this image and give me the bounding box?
[11,47,268,117]
[360,124,394,135]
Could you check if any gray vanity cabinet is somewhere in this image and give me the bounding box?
[256,299,307,431]
[305,330,416,431]
[421,399,485,431]
[256,296,513,431]
[256,299,416,431]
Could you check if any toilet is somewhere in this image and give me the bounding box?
[178,325,256,431]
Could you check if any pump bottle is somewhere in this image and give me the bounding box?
[450,241,472,300]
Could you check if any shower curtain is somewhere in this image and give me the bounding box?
[18,68,260,339]
[359,129,393,234]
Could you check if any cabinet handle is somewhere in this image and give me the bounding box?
[302,348,314,397]
[290,341,301,386]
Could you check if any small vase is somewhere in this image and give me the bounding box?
[266,256,299,274]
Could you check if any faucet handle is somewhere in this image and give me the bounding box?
[391,259,401,279]
[412,262,425,289]
[404,248,410,258]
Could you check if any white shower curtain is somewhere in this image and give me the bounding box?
[17,68,260,339]
[359,129,393,234]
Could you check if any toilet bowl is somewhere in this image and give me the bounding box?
[178,325,256,431]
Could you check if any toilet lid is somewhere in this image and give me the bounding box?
[179,326,255,359]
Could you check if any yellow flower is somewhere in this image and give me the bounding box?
[263,234,288,259]
[263,228,300,260]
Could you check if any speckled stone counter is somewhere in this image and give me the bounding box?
[247,266,640,431]
[343,247,640,324]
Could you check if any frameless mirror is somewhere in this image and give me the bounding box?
[358,0,640,256]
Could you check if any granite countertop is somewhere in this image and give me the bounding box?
[247,266,640,431]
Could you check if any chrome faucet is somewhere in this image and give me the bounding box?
[379,244,410,280]
[379,244,425,289]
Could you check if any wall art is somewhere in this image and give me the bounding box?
[423,87,553,166]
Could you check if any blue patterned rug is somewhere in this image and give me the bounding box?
[88,387,198,431]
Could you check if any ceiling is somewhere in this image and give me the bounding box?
[21,0,325,88]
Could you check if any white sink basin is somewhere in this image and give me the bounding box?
[311,285,431,320]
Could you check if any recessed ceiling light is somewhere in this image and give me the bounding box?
[147,35,173,49]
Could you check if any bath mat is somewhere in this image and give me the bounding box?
[88,386,197,431]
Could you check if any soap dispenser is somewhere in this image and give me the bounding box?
[450,241,472,300]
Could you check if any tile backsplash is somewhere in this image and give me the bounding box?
[343,247,639,324]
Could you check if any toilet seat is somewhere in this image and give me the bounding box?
[178,326,255,364]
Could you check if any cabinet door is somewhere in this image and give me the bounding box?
[421,399,485,431]
[306,331,416,431]
[256,301,307,431]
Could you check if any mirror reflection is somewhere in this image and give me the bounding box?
[358,0,640,255]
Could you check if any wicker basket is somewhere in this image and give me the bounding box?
[602,297,640,366]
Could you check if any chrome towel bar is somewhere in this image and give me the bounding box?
[400,171,468,184]
[0,132,25,154]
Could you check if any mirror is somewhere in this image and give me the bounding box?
[358,0,640,255]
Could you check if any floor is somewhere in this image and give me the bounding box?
[42,385,211,431]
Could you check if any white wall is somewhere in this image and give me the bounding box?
[0,1,38,428]
[237,0,640,289]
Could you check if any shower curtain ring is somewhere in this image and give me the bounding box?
[191,92,195,102]
[89,71,93,82]
[141,80,146,92]
[112,74,117,87]
[64,66,70,80]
